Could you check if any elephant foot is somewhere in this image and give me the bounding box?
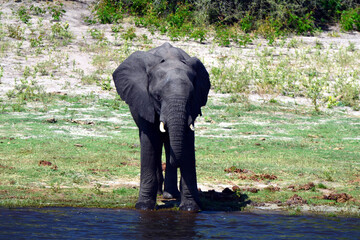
[179,199,201,212]
[135,200,156,210]
[163,191,180,199]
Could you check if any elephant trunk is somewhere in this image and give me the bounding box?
[165,99,188,168]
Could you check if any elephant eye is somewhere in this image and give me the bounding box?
[153,93,161,101]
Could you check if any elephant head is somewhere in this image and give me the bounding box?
[112,43,210,168]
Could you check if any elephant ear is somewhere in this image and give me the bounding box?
[112,51,163,123]
[185,57,211,121]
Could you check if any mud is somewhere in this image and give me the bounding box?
[38,160,58,170]
[288,182,316,191]
[319,193,355,203]
[286,194,308,205]
[0,164,15,170]
[66,119,95,125]
[38,160,53,166]
[225,166,278,181]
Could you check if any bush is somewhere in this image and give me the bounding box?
[94,0,123,24]
[94,0,360,44]
[340,7,360,31]
[287,12,317,35]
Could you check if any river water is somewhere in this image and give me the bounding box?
[0,207,359,239]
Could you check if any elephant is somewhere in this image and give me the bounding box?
[112,42,210,211]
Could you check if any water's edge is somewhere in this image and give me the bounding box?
[1,207,359,239]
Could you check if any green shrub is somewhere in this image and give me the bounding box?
[302,69,328,112]
[89,28,106,41]
[94,0,123,24]
[256,17,283,45]
[17,6,31,24]
[30,5,46,16]
[48,2,66,21]
[95,0,360,43]
[336,83,360,110]
[166,3,192,28]
[121,27,137,40]
[126,0,149,16]
[214,27,231,47]
[111,25,123,33]
[239,13,254,33]
[340,7,360,31]
[189,27,207,43]
[211,64,251,94]
[287,11,317,35]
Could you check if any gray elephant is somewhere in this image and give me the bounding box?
[112,42,210,211]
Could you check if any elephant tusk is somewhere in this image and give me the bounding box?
[160,122,166,133]
[189,124,195,131]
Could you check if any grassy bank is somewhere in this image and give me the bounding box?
[0,0,359,215]
[1,93,360,214]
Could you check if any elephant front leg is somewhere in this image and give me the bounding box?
[163,140,180,199]
[136,130,162,210]
[179,164,201,212]
[178,136,201,212]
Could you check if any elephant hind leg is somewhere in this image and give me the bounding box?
[156,159,164,196]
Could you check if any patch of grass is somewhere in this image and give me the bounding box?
[81,73,100,85]
[50,22,73,46]
[7,24,24,40]
[89,28,106,41]
[0,94,359,212]
[17,5,31,24]
[0,66,3,84]
[48,2,66,21]
[5,77,50,112]
[30,4,46,16]
[121,27,137,41]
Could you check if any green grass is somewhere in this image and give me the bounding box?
[1,93,359,213]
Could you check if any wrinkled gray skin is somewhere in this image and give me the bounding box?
[112,43,210,211]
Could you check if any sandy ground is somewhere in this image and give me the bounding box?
[1,0,360,103]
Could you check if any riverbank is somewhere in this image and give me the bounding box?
[0,0,359,216]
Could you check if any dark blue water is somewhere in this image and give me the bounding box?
[0,208,359,239]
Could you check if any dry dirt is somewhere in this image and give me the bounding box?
[1,0,360,108]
